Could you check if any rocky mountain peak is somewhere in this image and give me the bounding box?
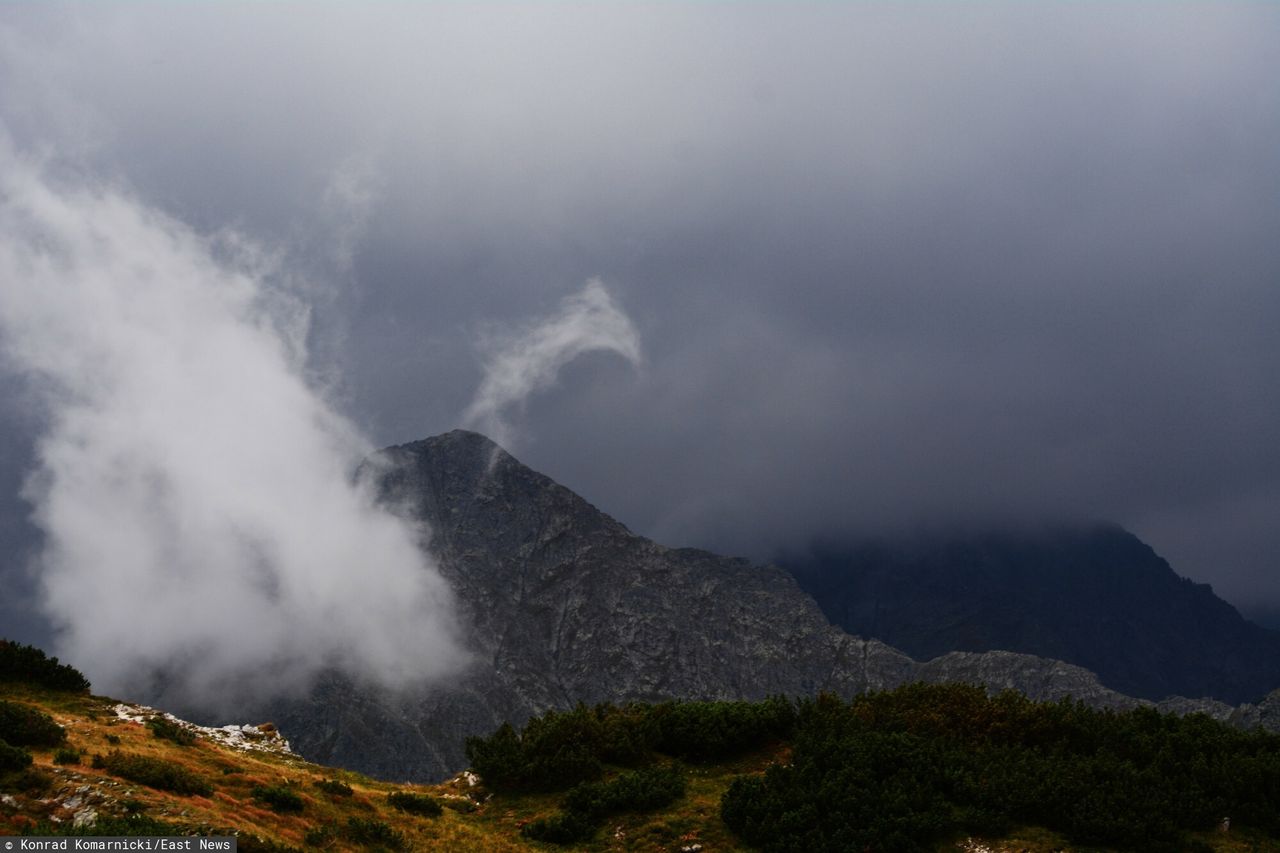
[268,433,1280,781]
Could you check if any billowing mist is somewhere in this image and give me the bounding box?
[0,138,467,708]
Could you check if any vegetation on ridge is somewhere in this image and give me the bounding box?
[0,640,91,693]
[4,635,1280,851]
[464,685,1280,852]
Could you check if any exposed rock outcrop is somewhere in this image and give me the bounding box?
[265,432,1279,781]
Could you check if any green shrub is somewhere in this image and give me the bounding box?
[0,700,66,748]
[0,765,52,795]
[441,797,478,813]
[53,747,81,765]
[303,824,337,848]
[251,783,304,813]
[342,816,406,850]
[521,810,597,844]
[98,750,213,796]
[147,717,196,746]
[0,739,33,772]
[387,790,442,816]
[0,640,90,692]
[651,696,795,761]
[314,778,353,796]
[466,697,794,793]
[721,728,951,852]
[465,711,604,793]
[563,765,686,819]
[523,766,687,845]
[465,722,524,789]
[597,703,658,765]
[717,685,1280,852]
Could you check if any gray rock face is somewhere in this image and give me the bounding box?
[265,432,1279,781]
[916,651,1143,710]
[273,431,917,779]
[1228,688,1280,730]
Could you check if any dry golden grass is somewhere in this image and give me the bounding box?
[1,678,787,850]
[0,683,501,849]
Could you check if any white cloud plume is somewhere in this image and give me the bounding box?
[320,151,383,275]
[0,137,467,710]
[463,279,641,448]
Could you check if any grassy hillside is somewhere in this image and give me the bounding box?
[3,641,1279,852]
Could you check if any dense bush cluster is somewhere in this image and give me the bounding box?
[341,816,407,850]
[147,716,197,746]
[0,640,90,692]
[464,714,604,793]
[314,778,353,797]
[0,699,66,747]
[94,750,214,797]
[650,696,795,761]
[53,747,81,765]
[0,739,33,772]
[720,684,1280,852]
[523,765,687,845]
[466,697,794,793]
[251,783,304,813]
[387,790,443,816]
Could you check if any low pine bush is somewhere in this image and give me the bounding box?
[718,685,1280,852]
[466,697,794,794]
[314,778,353,797]
[0,640,90,692]
[651,696,795,761]
[523,765,687,845]
[53,747,81,765]
[521,810,597,844]
[98,751,213,797]
[563,765,686,819]
[0,700,66,748]
[303,824,337,848]
[147,717,196,746]
[342,816,406,850]
[0,765,52,795]
[387,790,442,816]
[251,783,304,813]
[0,739,33,772]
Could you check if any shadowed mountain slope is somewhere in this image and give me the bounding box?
[780,526,1280,704]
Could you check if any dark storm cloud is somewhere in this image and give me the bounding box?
[1,3,1278,628]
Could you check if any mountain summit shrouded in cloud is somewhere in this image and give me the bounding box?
[0,3,1278,633]
[0,138,467,709]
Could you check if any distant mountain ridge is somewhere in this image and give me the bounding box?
[780,525,1280,704]
[260,431,1280,781]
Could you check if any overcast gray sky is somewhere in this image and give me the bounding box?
[2,3,1278,646]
